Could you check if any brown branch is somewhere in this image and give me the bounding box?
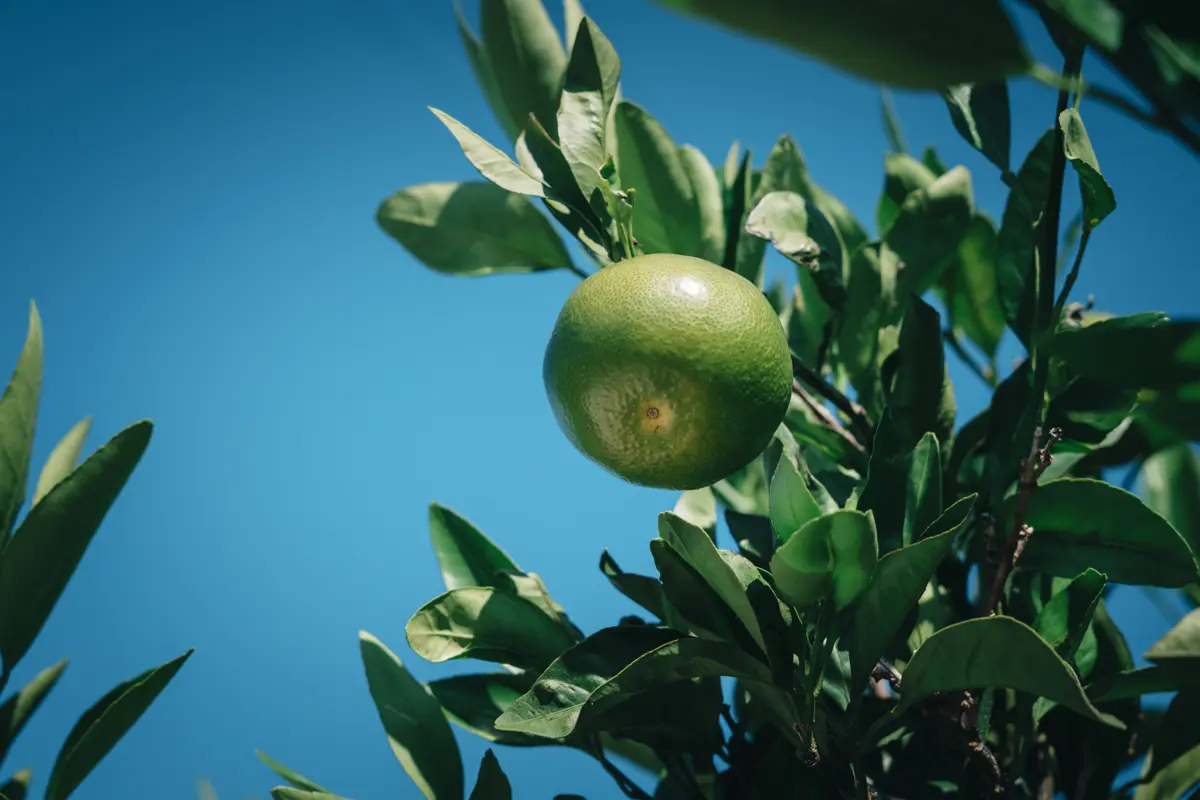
[791,355,875,447]
[793,381,868,458]
[983,426,1063,616]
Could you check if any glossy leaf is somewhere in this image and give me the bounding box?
[45,649,192,800]
[941,213,1005,358]
[359,631,463,800]
[1141,443,1200,563]
[480,0,567,140]
[428,503,521,592]
[0,302,42,545]
[770,510,878,610]
[1046,317,1200,392]
[468,750,511,800]
[494,625,779,739]
[406,587,577,671]
[255,750,331,794]
[996,128,1055,347]
[1016,479,1198,587]
[0,659,67,765]
[902,433,941,548]
[886,166,975,299]
[1033,568,1105,672]
[428,673,547,746]
[557,17,620,204]
[454,1,519,142]
[768,441,821,542]
[647,0,1029,89]
[887,295,955,450]
[598,551,667,621]
[430,108,546,196]
[612,101,700,256]
[942,81,1011,172]
[1146,609,1200,666]
[896,617,1123,728]
[0,421,152,674]
[377,183,573,276]
[652,538,758,652]
[846,495,974,696]
[679,144,726,264]
[1059,108,1116,229]
[32,418,91,507]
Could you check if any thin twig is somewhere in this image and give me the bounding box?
[793,381,868,457]
[944,329,996,387]
[983,426,1063,615]
[594,744,653,800]
[791,355,875,447]
[1052,226,1093,325]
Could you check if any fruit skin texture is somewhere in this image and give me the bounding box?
[543,253,793,490]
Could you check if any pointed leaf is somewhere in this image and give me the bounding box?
[254,751,330,794]
[428,503,521,592]
[0,421,152,674]
[377,182,573,276]
[902,433,941,548]
[996,128,1054,348]
[768,445,821,542]
[468,750,510,800]
[0,659,67,765]
[45,649,192,800]
[480,0,567,139]
[652,539,758,651]
[430,108,546,197]
[744,191,846,311]
[1046,317,1200,393]
[876,153,935,236]
[942,81,1011,172]
[1134,690,1200,800]
[724,510,775,565]
[846,495,975,697]
[942,213,1005,358]
[1016,479,1198,587]
[427,673,547,746]
[406,587,577,671]
[896,617,1123,727]
[880,90,908,154]
[32,418,91,507]
[0,302,42,545]
[557,17,620,204]
[1033,568,1105,673]
[1146,608,1200,666]
[679,145,726,264]
[1058,108,1115,228]
[887,295,954,450]
[563,0,586,50]
[359,632,463,800]
[770,510,878,610]
[454,2,519,142]
[598,551,667,621]
[853,409,907,550]
[1086,663,1200,703]
[886,166,975,299]
[1141,443,1200,564]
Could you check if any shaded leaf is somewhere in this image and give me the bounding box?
[406,587,577,671]
[679,145,726,264]
[428,673,547,747]
[768,442,821,542]
[1146,608,1200,666]
[887,295,955,450]
[877,154,935,236]
[557,17,621,206]
[853,409,907,551]
[359,631,463,800]
[672,487,716,535]
[1016,478,1198,587]
[428,503,521,592]
[468,750,511,800]
[32,418,91,507]
[0,659,67,765]
[1046,316,1200,392]
[942,82,1011,171]
[480,0,567,140]
[942,213,1005,358]
[0,303,42,546]
[770,510,878,610]
[903,433,941,548]
[1033,568,1105,677]
[744,191,845,310]
[1141,443,1200,563]
[1059,108,1116,228]
[377,183,573,276]
[1087,663,1200,703]
[255,751,330,794]
[724,510,775,565]
[886,167,975,300]
[839,243,900,415]
[1134,690,1200,800]
[599,551,667,621]
[45,649,192,800]
[896,617,1123,727]
[0,770,29,800]
[995,128,1054,347]
[0,421,152,674]
[455,1,519,142]
[430,108,546,196]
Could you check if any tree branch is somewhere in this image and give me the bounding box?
[791,355,875,448]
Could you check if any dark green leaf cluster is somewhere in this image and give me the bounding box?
[282,1,1200,798]
[0,302,192,800]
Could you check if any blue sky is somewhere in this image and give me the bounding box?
[0,1,1196,798]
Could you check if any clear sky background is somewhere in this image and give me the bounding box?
[0,1,1196,798]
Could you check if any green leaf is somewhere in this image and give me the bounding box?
[1047,317,1200,393]
[0,769,29,800]
[744,191,846,311]
[839,243,900,414]
[1033,568,1105,672]
[942,82,1011,172]
[941,213,1005,358]
[585,677,725,753]
[612,101,700,257]
[657,513,768,653]
[359,631,463,800]
[377,182,574,276]
[721,148,753,273]
[895,617,1123,728]
[428,673,546,746]
[880,90,908,154]
[853,409,907,551]
[254,751,331,794]
[996,128,1054,348]
[0,302,43,546]
[902,433,941,548]
[45,649,192,800]
[1087,663,1200,703]
[846,495,974,698]
[557,16,620,206]
[1016,478,1198,587]
[480,0,567,139]
[672,486,716,534]
[981,359,1036,502]
[768,441,821,542]
[0,659,67,765]
[886,166,975,299]
[1134,690,1200,800]
[1141,443,1200,564]
[493,625,782,739]
[724,510,775,565]
[468,750,511,800]
[1146,608,1200,666]
[0,421,152,675]
[428,503,521,592]
[652,538,758,652]
[769,510,878,610]
[270,790,349,800]
[1058,108,1116,229]
[679,145,727,264]
[887,295,955,450]
[646,0,1029,89]
[598,551,667,621]
[454,1,519,143]
[32,418,91,507]
[876,154,936,236]
[406,587,577,671]
[430,108,546,197]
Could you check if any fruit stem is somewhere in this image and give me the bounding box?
[790,354,875,448]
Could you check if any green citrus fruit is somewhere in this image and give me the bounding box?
[542,253,793,490]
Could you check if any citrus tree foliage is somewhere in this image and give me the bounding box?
[0,303,192,800]
[261,1,1200,798]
